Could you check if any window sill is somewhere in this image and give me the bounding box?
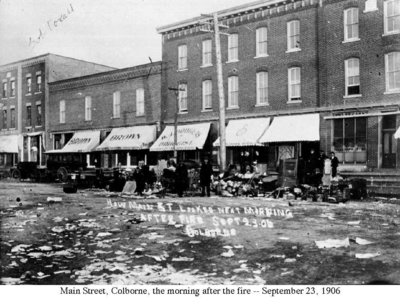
[177,68,188,72]
[227,106,239,110]
[363,8,378,13]
[200,64,213,68]
[35,125,42,128]
[226,60,239,63]
[343,94,362,99]
[201,109,213,112]
[25,126,32,129]
[136,114,145,117]
[9,96,15,99]
[342,38,360,44]
[112,117,120,119]
[84,120,92,122]
[25,93,32,96]
[178,111,188,114]
[384,90,400,95]
[255,103,270,107]
[287,99,302,104]
[254,54,268,59]
[286,48,301,54]
[34,91,42,95]
[382,31,400,37]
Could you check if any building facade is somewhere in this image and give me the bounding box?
[0,54,114,169]
[157,0,400,173]
[48,62,162,168]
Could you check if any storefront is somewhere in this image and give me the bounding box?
[0,134,19,169]
[150,123,211,162]
[23,132,45,167]
[95,125,157,167]
[259,113,320,169]
[213,118,271,171]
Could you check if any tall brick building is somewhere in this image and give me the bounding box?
[156,0,400,177]
[0,54,114,169]
[48,62,162,168]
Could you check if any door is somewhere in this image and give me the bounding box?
[382,131,396,168]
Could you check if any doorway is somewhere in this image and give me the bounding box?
[382,115,397,168]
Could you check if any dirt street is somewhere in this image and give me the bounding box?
[1,182,400,285]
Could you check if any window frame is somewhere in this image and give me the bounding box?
[287,20,301,52]
[228,76,239,109]
[228,33,239,62]
[10,107,15,129]
[36,74,42,92]
[256,71,269,106]
[178,83,188,113]
[384,0,400,35]
[202,80,213,111]
[344,7,359,42]
[36,103,42,126]
[85,96,92,121]
[59,100,65,124]
[113,91,121,119]
[178,44,188,70]
[288,67,301,102]
[256,27,268,57]
[345,58,361,96]
[26,105,32,127]
[202,39,212,67]
[136,88,145,116]
[26,77,32,93]
[2,109,7,129]
[2,82,7,98]
[385,52,400,92]
[10,80,15,97]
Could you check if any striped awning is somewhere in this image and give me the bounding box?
[214,117,270,147]
[150,123,211,151]
[96,125,156,151]
[47,130,100,153]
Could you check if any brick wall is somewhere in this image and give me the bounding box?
[0,67,18,134]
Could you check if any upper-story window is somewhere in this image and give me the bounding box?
[202,80,212,110]
[178,83,188,113]
[2,82,6,98]
[256,27,268,57]
[136,88,145,116]
[59,100,65,123]
[36,74,42,92]
[85,96,92,121]
[345,58,360,96]
[26,105,32,126]
[385,52,400,92]
[384,0,400,35]
[178,44,187,70]
[113,91,121,118]
[288,67,301,102]
[10,80,15,97]
[287,20,300,51]
[10,108,15,129]
[228,76,239,108]
[256,71,269,105]
[202,39,212,66]
[344,8,359,41]
[2,109,7,129]
[228,34,238,62]
[36,103,42,126]
[26,77,32,93]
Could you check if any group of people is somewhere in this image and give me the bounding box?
[304,149,339,186]
[162,158,214,197]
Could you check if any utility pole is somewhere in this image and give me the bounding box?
[201,13,229,171]
[168,86,185,162]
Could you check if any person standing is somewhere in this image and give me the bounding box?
[200,158,213,197]
[330,152,339,178]
[175,161,188,197]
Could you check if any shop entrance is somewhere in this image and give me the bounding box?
[382,115,397,169]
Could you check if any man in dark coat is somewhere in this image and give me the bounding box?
[330,152,339,178]
[200,158,213,197]
[175,161,188,197]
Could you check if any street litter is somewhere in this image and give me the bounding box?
[38,246,52,252]
[279,237,290,240]
[347,220,361,225]
[96,232,113,238]
[315,237,350,249]
[284,258,297,263]
[47,197,62,202]
[355,252,381,259]
[51,226,65,233]
[352,237,374,245]
[188,240,201,244]
[172,257,194,262]
[221,249,235,257]
[270,254,286,258]
[11,244,31,253]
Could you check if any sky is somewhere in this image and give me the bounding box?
[0,0,256,68]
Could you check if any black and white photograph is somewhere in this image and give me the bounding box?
[0,0,399,302]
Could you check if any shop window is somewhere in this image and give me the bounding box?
[333,117,367,163]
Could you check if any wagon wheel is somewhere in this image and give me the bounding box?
[11,169,21,180]
[57,167,69,182]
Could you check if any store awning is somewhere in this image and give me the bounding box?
[395,127,400,139]
[214,117,270,147]
[46,130,100,153]
[0,135,18,153]
[150,123,211,151]
[96,125,157,151]
[259,113,320,143]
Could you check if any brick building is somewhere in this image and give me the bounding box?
[156,0,400,179]
[47,62,162,168]
[0,54,114,170]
